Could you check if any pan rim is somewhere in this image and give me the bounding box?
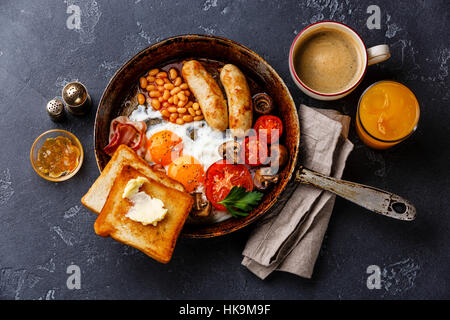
[94,34,300,238]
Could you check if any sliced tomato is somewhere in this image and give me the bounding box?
[206,160,253,210]
[254,115,283,144]
[240,136,268,166]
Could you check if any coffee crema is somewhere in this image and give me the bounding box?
[293,28,362,94]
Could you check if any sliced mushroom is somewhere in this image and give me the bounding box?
[252,93,274,115]
[218,140,241,164]
[187,122,205,140]
[253,167,279,191]
[269,144,288,171]
[191,192,212,217]
[144,118,163,127]
[188,128,197,140]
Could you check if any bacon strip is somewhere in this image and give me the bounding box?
[104,116,147,157]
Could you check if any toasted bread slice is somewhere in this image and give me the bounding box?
[82,145,185,214]
[94,166,193,263]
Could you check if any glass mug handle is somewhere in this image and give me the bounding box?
[367,44,391,66]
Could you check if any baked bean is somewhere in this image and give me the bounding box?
[188,107,196,116]
[169,68,177,80]
[156,71,168,78]
[137,93,145,105]
[139,77,148,89]
[182,115,193,122]
[142,66,196,123]
[163,90,170,100]
[161,109,170,117]
[149,90,160,98]
[151,99,161,110]
[174,77,182,86]
[169,113,178,122]
[170,87,181,95]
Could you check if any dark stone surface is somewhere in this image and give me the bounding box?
[0,0,448,300]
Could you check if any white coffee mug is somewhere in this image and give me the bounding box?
[289,21,390,101]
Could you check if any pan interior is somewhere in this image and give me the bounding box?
[94,35,300,238]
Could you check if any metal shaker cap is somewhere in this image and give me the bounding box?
[46,98,65,121]
[62,81,91,115]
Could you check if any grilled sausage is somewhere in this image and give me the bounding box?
[182,60,228,131]
[220,64,253,138]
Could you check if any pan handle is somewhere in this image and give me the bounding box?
[295,167,416,221]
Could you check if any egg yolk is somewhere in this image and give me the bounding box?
[148,130,183,166]
[167,155,205,192]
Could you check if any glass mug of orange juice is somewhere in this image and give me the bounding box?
[356,81,420,149]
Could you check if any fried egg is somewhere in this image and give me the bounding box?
[130,105,232,193]
[167,155,205,192]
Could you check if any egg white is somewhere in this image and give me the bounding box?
[130,104,162,121]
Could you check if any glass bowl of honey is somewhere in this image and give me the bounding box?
[30,129,84,182]
[356,80,420,149]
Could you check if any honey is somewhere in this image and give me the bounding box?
[356,81,420,149]
[36,136,81,178]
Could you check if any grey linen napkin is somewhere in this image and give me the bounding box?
[242,104,354,279]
